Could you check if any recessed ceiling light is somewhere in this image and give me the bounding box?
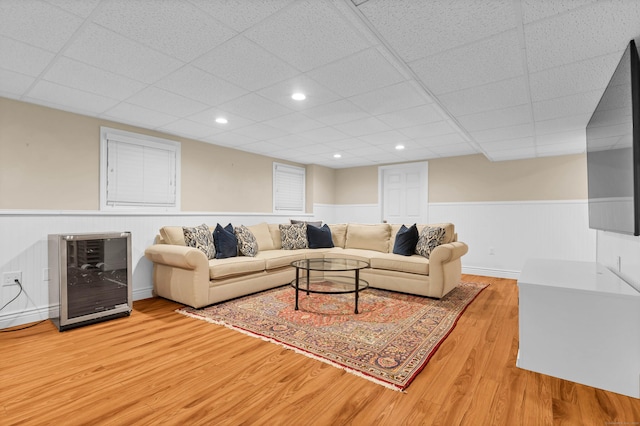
[333,153,342,158]
[395,144,405,150]
[291,92,306,101]
[215,117,228,124]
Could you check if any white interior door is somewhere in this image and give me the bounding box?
[379,162,428,224]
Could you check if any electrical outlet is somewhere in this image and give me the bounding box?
[489,247,495,255]
[43,268,50,281]
[3,271,22,286]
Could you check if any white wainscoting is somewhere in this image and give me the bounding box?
[0,211,310,329]
[597,230,640,292]
[316,200,597,279]
[0,201,596,328]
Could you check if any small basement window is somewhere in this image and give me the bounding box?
[273,162,305,213]
[100,127,181,211]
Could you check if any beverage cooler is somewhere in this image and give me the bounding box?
[48,232,132,331]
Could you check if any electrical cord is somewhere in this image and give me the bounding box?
[0,279,47,332]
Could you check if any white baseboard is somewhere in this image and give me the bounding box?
[462,266,520,280]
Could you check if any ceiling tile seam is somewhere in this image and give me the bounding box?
[340,0,488,158]
[19,1,111,102]
[521,0,602,26]
[42,0,100,19]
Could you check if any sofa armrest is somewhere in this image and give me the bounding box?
[144,244,208,270]
[429,241,468,266]
[427,241,469,298]
[144,244,210,308]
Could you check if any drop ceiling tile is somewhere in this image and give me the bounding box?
[102,103,178,128]
[234,140,287,156]
[529,52,621,102]
[159,119,223,140]
[64,24,183,84]
[245,0,370,72]
[358,130,410,146]
[0,69,35,96]
[356,0,516,61]
[487,147,537,161]
[322,138,374,151]
[265,135,316,148]
[535,113,591,136]
[348,81,428,115]
[376,104,444,129]
[0,1,83,51]
[0,36,55,77]
[409,30,524,95]
[333,117,392,137]
[412,133,469,148]
[193,36,299,92]
[43,0,101,18]
[399,121,458,139]
[521,0,597,24]
[298,143,338,155]
[536,141,585,157]
[471,123,534,143]
[524,1,640,72]
[42,57,145,100]
[480,136,535,152]
[156,65,247,106]
[187,108,255,131]
[438,76,529,116]
[189,0,294,33]
[92,0,236,62]
[298,127,349,143]
[234,123,289,140]
[535,128,586,145]
[427,143,478,156]
[263,112,325,133]
[532,90,602,121]
[457,104,533,132]
[307,48,405,97]
[257,75,341,110]
[126,87,209,117]
[218,93,293,122]
[207,132,258,147]
[26,80,119,114]
[302,99,368,125]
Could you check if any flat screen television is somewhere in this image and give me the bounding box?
[586,39,640,236]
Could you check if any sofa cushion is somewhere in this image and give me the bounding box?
[345,223,390,253]
[248,222,276,251]
[183,224,216,259]
[291,219,322,227]
[327,224,347,248]
[256,250,307,270]
[415,226,446,259]
[160,226,187,246]
[325,248,376,263]
[213,223,237,259]
[307,224,334,249]
[209,256,265,279]
[280,223,308,250]
[268,223,282,249]
[422,223,455,244]
[235,225,258,257]
[392,224,419,256]
[369,253,429,276]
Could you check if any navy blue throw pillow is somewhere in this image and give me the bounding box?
[307,224,334,249]
[393,224,419,256]
[213,223,237,259]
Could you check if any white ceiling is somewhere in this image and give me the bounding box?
[1,0,639,168]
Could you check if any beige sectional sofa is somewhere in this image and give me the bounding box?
[144,222,468,308]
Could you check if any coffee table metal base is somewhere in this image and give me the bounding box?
[292,270,369,314]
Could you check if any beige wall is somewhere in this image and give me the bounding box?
[0,97,291,212]
[334,154,587,204]
[428,153,587,202]
[1,97,588,211]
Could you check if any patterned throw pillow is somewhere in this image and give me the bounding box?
[183,223,216,260]
[279,223,308,250]
[234,225,258,257]
[415,226,446,259]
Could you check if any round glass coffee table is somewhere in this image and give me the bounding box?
[290,258,370,314]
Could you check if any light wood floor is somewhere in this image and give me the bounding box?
[1,275,639,425]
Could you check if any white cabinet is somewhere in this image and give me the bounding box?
[517,259,640,398]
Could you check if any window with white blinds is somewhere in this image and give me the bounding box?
[100,127,181,211]
[273,162,305,213]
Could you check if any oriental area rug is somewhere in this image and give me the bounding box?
[176,281,488,391]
